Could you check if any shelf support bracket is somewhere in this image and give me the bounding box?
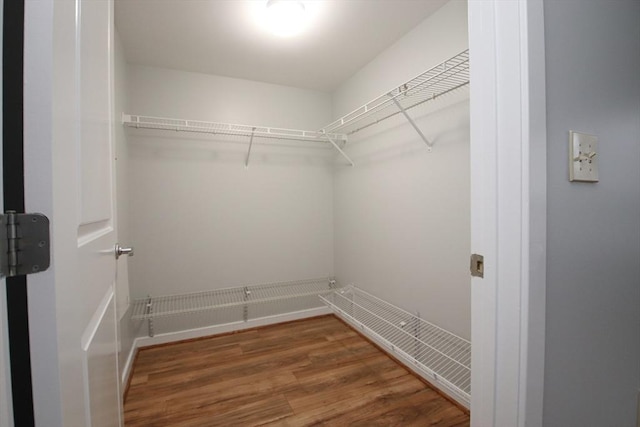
[390,95,433,151]
[244,127,256,168]
[145,296,154,337]
[324,134,355,166]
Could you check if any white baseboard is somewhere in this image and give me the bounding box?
[121,338,137,388]
[121,306,331,386]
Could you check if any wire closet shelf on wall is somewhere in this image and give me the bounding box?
[320,286,471,408]
[320,49,469,149]
[131,277,338,337]
[121,113,351,166]
[122,114,347,144]
[122,49,469,164]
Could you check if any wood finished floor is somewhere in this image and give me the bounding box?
[124,315,470,427]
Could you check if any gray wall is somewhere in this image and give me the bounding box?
[544,1,640,426]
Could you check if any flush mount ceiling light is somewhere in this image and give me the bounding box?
[264,0,308,37]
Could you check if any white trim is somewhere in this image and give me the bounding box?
[0,2,12,424]
[469,1,546,426]
[80,288,115,425]
[81,344,92,427]
[469,2,498,424]
[120,334,138,387]
[23,1,64,426]
[81,293,118,427]
[81,287,115,351]
[519,1,547,425]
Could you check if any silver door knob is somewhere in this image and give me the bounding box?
[115,244,134,259]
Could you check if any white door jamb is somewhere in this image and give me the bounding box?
[469,1,547,426]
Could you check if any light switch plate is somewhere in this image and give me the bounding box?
[569,131,599,182]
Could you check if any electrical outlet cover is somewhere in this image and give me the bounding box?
[569,131,599,182]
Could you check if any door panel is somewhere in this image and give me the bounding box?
[75,0,120,424]
[75,0,118,345]
[82,289,119,427]
[79,0,113,229]
[24,0,121,425]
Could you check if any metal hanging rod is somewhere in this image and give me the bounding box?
[244,127,256,168]
[390,96,432,150]
[320,49,470,147]
[323,133,355,166]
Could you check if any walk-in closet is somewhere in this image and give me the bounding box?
[115,1,471,424]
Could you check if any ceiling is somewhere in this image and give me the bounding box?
[114,0,448,92]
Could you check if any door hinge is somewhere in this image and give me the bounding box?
[0,211,50,278]
[470,253,484,278]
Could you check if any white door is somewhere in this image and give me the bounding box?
[24,0,122,426]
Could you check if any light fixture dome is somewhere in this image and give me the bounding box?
[265,0,307,37]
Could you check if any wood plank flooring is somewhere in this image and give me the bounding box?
[124,315,470,426]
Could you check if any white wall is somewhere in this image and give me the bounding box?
[127,65,332,130]
[332,0,470,339]
[126,66,335,298]
[332,1,468,118]
[543,1,640,426]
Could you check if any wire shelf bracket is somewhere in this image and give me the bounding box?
[244,127,256,168]
[320,285,471,408]
[323,132,355,166]
[390,95,432,151]
[320,49,470,151]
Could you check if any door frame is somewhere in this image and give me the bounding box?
[4,0,39,425]
[469,1,547,426]
[22,0,63,425]
[18,0,548,426]
[0,2,13,424]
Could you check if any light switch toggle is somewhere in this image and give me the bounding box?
[573,151,597,162]
[569,131,599,182]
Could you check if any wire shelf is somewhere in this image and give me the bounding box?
[321,50,469,137]
[122,114,347,144]
[131,277,337,321]
[320,285,471,407]
[123,51,468,163]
